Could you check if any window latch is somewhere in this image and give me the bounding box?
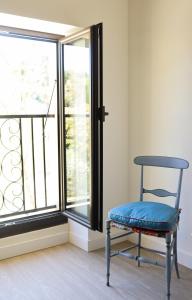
[99,106,109,122]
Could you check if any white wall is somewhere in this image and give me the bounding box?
[0,0,129,254]
[128,0,192,268]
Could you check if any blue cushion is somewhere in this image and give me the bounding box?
[108,201,179,231]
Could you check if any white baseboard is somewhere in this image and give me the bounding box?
[69,231,89,251]
[88,232,132,252]
[0,224,69,260]
[69,230,130,252]
[68,220,89,251]
[88,235,105,252]
[178,248,192,269]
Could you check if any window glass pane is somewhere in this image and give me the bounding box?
[0,34,59,222]
[0,35,56,115]
[64,32,91,220]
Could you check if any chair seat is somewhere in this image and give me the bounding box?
[108,201,180,231]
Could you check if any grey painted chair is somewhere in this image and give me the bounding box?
[106,156,189,299]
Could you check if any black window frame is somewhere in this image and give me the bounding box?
[0,27,67,238]
[60,24,103,232]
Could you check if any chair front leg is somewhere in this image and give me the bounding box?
[106,220,111,286]
[165,233,172,299]
[137,232,141,267]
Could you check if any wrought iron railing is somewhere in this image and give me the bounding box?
[0,114,58,221]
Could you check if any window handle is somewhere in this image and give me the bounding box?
[99,106,109,122]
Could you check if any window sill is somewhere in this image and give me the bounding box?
[0,212,68,238]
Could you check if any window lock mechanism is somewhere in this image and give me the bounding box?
[99,106,109,122]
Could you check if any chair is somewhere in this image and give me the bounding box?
[106,156,189,299]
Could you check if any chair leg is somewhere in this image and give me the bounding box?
[165,233,172,299]
[137,232,141,267]
[173,230,180,279]
[106,220,111,286]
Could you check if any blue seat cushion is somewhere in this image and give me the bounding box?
[108,201,179,231]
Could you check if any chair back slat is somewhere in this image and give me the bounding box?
[143,188,177,198]
[134,156,189,169]
[134,156,189,209]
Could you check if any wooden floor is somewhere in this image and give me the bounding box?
[0,242,191,300]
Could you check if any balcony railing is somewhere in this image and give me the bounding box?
[0,114,59,222]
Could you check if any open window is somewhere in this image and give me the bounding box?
[0,22,104,236]
[60,24,104,231]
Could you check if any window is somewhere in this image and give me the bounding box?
[0,23,104,236]
[60,25,104,231]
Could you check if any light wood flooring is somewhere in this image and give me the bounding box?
[0,242,191,300]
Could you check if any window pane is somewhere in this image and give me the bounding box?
[0,34,59,221]
[64,32,91,220]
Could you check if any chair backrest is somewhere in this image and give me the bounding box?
[134,156,189,209]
